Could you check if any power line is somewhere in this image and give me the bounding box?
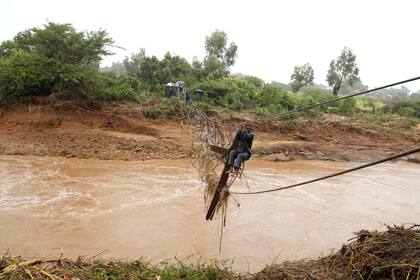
[229,147,420,195]
[277,76,420,117]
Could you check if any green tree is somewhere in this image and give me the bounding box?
[121,49,195,90]
[0,22,112,67]
[290,63,314,93]
[240,75,265,89]
[202,55,229,79]
[204,30,238,67]
[192,56,205,81]
[0,22,114,100]
[0,50,51,101]
[201,30,238,79]
[326,47,360,95]
[123,48,146,77]
[137,56,161,90]
[160,52,194,83]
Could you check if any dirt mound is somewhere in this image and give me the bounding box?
[254,225,420,280]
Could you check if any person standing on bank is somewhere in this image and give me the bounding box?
[228,121,254,174]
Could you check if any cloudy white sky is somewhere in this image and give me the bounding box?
[1,0,419,91]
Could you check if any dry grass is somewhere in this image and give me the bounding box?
[253,225,420,280]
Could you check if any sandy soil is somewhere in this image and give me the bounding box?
[0,103,418,162]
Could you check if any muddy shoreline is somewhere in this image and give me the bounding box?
[0,104,419,163]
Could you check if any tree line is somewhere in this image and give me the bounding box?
[0,22,418,120]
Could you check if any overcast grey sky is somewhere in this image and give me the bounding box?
[1,0,419,91]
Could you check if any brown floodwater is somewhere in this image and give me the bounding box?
[0,155,419,272]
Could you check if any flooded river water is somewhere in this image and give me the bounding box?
[0,155,419,272]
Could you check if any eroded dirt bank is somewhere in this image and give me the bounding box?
[0,103,419,162]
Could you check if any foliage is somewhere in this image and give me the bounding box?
[354,97,383,113]
[338,98,356,115]
[0,22,113,63]
[257,84,292,114]
[351,112,419,130]
[191,77,258,111]
[144,105,170,119]
[122,51,195,92]
[0,22,114,102]
[190,29,239,80]
[290,63,314,93]
[202,55,229,80]
[270,80,291,91]
[191,56,206,81]
[382,99,420,118]
[0,50,52,103]
[326,47,360,95]
[204,30,238,67]
[123,48,146,77]
[90,72,140,102]
[143,96,192,119]
[241,75,265,89]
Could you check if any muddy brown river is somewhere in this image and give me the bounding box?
[0,155,419,272]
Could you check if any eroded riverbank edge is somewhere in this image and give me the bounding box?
[0,104,419,163]
[1,225,418,280]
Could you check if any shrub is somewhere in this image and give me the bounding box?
[90,73,140,102]
[382,100,420,118]
[0,22,113,103]
[192,77,258,110]
[338,98,357,115]
[0,50,54,103]
[258,84,290,114]
[254,107,271,117]
[144,105,169,119]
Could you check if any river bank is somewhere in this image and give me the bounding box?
[0,103,419,163]
[1,225,418,280]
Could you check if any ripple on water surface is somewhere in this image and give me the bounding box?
[0,155,419,272]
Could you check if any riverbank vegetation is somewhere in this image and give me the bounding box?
[1,225,418,279]
[0,22,419,128]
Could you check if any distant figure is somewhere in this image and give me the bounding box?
[175,80,190,103]
[194,89,204,101]
[228,121,254,174]
[165,82,177,97]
